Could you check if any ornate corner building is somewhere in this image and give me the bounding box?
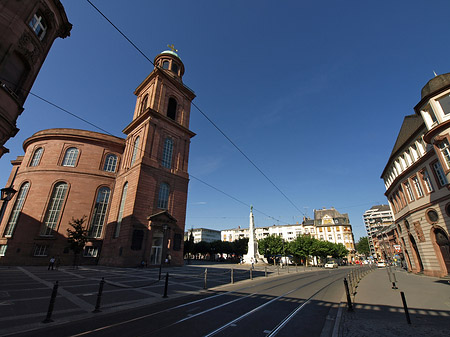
[381,74,450,277]
[0,0,71,157]
[0,47,196,267]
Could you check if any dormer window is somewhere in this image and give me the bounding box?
[29,12,47,40]
[437,93,450,116]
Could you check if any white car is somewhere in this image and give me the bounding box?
[324,261,338,269]
[377,261,386,268]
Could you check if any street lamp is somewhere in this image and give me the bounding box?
[159,224,169,280]
[0,186,16,224]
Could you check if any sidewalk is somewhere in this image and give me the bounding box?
[339,268,450,337]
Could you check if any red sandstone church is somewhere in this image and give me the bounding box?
[0,49,196,267]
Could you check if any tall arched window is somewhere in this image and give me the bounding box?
[103,154,118,172]
[162,138,173,168]
[140,94,148,114]
[62,147,79,167]
[3,182,30,237]
[131,136,140,165]
[30,147,43,167]
[162,61,169,69]
[89,187,111,238]
[167,97,177,121]
[157,183,170,209]
[114,182,128,238]
[41,182,68,236]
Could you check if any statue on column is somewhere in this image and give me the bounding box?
[243,206,262,264]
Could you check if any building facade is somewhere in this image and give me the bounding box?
[381,73,450,277]
[0,0,71,157]
[363,205,394,257]
[184,228,221,243]
[222,207,356,261]
[0,49,196,267]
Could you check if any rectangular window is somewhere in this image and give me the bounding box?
[41,183,68,236]
[83,246,98,257]
[337,234,342,240]
[411,176,424,198]
[4,182,29,237]
[34,245,48,256]
[420,169,434,193]
[437,139,450,169]
[0,244,7,256]
[29,13,47,40]
[437,93,450,115]
[404,181,415,202]
[433,161,448,187]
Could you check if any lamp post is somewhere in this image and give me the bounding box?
[159,224,168,280]
[0,186,17,225]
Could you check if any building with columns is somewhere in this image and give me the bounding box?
[0,0,71,158]
[381,73,450,277]
[0,48,195,267]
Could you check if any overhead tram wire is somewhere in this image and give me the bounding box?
[1,76,290,225]
[85,0,306,217]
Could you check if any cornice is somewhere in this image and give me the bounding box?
[423,119,450,143]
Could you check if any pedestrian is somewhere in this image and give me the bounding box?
[55,255,61,270]
[48,256,55,270]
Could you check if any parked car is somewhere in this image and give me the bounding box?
[324,261,338,269]
[377,261,386,268]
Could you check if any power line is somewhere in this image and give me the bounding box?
[85,0,305,217]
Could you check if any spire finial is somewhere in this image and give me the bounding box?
[167,44,178,53]
[433,70,438,77]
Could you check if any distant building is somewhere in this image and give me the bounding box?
[185,228,221,243]
[381,73,450,277]
[363,205,394,256]
[0,0,71,157]
[222,207,356,261]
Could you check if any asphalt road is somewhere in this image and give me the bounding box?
[11,267,349,337]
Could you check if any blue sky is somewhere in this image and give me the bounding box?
[2,0,450,240]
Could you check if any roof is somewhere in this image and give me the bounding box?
[314,208,349,220]
[368,204,391,212]
[420,72,450,99]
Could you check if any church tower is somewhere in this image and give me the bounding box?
[100,48,196,267]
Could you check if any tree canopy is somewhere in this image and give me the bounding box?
[356,236,370,256]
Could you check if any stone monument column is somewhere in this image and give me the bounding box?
[243,206,262,263]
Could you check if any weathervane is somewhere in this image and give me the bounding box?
[167,44,178,53]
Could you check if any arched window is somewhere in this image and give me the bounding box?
[131,136,140,165]
[172,63,179,74]
[158,183,170,209]
[89,187,111,238]
[30,147,43,167]
[140,94,148,114]
[3,182,30,237]
[41,182,68,236]
[62,147,79,167]
[167,98,177,120]
[114,182,128,238]
[162,138,173,168]
[162,61,169,69]
[103,154,118,172]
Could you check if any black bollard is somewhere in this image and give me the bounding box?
[231,268,234,284]
[343,278,353,312]
[400,291,411,324]
[204,268,207,290]
[162,273,169,298]
[93,277,105,313]
[392,272,398,289]
[265,266,267,277]
[43,281,59,323]
[250,267,253,280]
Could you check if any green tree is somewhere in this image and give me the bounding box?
[183,231,194,257]
[289,235,317,266]
[67,217,89,267]
[334,243,349,259]
[232,237,249,256]
[258,235,284,256]
[356,236,370,256]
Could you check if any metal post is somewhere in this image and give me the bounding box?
[400,292,411,324]
[43,281,59,323]
[93,277,105,313]
[265,266,267,277]
[204,268,207,289]
[163,273,169,298]
[250,267,253,280]
[287,265,289,273]
[296,264,298,273]
[277,265,280,275]
[392,272,398,289]
[231,268,234,284]
[343,278,353,311]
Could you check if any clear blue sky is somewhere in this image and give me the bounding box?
[1,0,449,240]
